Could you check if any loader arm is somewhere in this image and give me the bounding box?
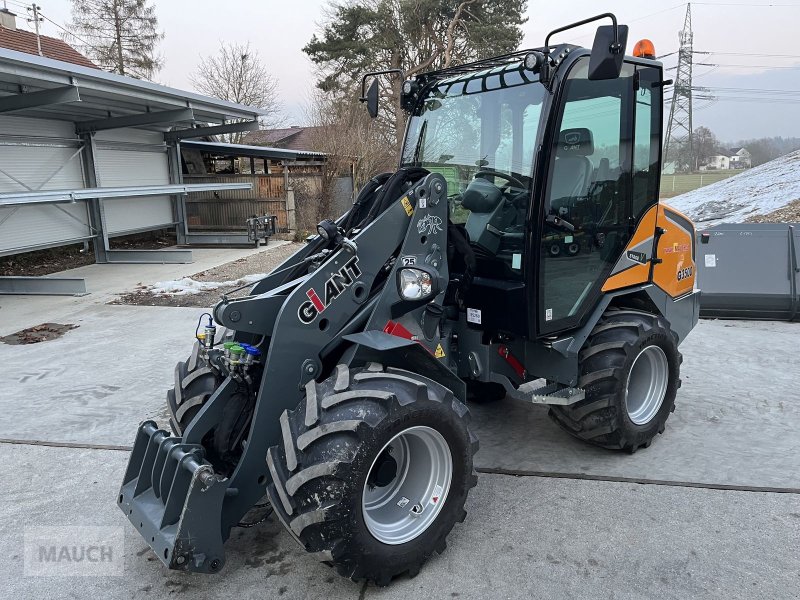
[118,173,451,573]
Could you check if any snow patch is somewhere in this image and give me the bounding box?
[666,150,800,227]
[146,273,267,296]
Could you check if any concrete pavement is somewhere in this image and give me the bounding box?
[0,242,284,336]
[0,247,798,598]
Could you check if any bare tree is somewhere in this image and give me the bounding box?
[296,89,395,232]
[190,41,284,142]
[65,0,163,80]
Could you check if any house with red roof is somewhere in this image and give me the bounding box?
[0,7,97,68]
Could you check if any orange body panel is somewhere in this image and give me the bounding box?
[601,203,696,298]
[601,204,657,292]
[652,204,696,298]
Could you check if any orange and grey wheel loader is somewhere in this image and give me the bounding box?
[119,13,699,586]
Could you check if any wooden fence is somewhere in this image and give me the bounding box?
[183,174,322,232]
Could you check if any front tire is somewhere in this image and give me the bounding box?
[266,364,478,585]
[549,309,681,453]
[167,341,219,435]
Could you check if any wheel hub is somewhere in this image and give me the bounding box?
[368,448,398,489]
[362,426,453,545]
[625,345,669,425]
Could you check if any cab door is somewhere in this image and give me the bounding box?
[536,58,636,335]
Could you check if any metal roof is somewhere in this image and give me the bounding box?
[180,140,325,160]
[0,47,266,129]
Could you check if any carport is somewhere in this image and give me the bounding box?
[0,47,267,294]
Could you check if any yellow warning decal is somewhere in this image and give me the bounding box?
[401,196,413,216]
[434,343,446,358]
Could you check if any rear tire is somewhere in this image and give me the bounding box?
[266,364,478,586]
[548,308,681,453]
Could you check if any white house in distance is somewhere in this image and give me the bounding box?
[701,147,752,171]
[728,147,752,169]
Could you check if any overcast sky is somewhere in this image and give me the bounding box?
[12,0,800,141]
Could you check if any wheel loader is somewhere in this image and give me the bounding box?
[119,13,699,586]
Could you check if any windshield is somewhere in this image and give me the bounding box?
[401,66,547,214]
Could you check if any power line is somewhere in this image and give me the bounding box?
[38,10,104,54]
[692,2,800,6]
[695,62,800,69]
[702,51,800,58]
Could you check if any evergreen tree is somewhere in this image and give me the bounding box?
[305,0,527,144]
[65,0,162,80]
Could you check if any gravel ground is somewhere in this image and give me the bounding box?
[745,198,800,223]
[114,242,303,308]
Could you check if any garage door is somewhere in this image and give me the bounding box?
[94,130,174,235]
[0,115,91,255]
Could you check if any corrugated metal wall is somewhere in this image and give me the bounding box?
[0,115,91,255]
[94,130,173,236]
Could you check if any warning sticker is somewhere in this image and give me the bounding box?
[545,308,553,322]
[401,196,414,216]
[397,496,410,508]
[434,344,446,358]
[705,254,717,268]
[466,308,482,324]
[430,484,443,505]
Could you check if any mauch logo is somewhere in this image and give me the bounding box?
[24,525,124,576]
[627,250,647,265]
[298,256,362,324]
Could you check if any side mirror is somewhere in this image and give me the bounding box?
[588,24,629,80]
[359,69,405,118]
[365,79,379,118]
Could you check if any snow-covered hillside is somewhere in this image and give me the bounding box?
[666,150,800,226]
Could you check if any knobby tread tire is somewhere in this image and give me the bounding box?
[166,341,219,435]
[549,308,681,453]
[266,364,478,586]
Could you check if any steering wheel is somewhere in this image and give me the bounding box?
[474,169,526,191]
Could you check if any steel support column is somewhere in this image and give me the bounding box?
[79,132,109,263]
[166,141,187,245]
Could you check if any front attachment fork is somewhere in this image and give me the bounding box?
[118,421,228,573]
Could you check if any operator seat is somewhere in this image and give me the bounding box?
[549,128,594,211]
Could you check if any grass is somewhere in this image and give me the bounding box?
[659,170,744,199]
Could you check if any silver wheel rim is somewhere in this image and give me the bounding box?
[568,243,579,254]
[550,244,560,256]
[625,345,669,425]
[362,426,452,545]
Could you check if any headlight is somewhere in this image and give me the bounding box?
[398,268,433,300]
